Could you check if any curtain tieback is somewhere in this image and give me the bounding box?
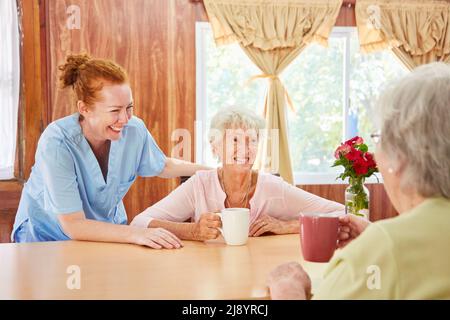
[246,73,296,113]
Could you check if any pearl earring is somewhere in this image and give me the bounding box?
[388,167,394,174]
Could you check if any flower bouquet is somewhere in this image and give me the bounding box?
[332,136,378,218]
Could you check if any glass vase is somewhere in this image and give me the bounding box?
[345,177,370,219]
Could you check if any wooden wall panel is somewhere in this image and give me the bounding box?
[21,0,45,179]
[299,183,398,222]
[0,181,22,243]
[0,210,16,243]
[0,182,22,212]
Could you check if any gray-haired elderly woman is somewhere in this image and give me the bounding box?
[268,62,450,299]
[131,106,343,242]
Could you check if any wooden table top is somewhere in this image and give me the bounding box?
[0,234,328,299]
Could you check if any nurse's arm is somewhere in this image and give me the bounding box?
[57,211,183,249]
[158,157,211,178]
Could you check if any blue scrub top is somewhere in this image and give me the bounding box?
[11,113,166,242]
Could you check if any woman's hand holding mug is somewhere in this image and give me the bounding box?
[191,213,222,241]
[338,214,371,248]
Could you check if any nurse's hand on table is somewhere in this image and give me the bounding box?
[132,227,183,249]
[249,214,286,236]
[338,214,371,248]
[191,213,222,241]
[267,261,312,300]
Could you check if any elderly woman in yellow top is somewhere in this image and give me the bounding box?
[268,62,450,299]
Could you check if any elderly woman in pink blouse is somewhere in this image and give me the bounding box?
[131,106,344,242]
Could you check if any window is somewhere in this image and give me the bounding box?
[0,0,20,180]
[195,22,265,167]
[196,23,408,184]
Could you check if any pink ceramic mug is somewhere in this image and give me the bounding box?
[300,212,343,263]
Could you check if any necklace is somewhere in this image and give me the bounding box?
[219,168,253,208]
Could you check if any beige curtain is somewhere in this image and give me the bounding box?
[204,0,342,184]
[356,0,450,70]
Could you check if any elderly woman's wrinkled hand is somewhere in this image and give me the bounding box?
[267,261,312,300]
[191,213,222,241]
[249,214,285,236]
[338,214,371,248]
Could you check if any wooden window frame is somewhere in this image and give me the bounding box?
[0,0,49,204]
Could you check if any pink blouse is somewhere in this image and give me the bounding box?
[131,170,344,228]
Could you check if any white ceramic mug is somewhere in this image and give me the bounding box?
[216,208,250,246]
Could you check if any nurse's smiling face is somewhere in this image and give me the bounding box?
[78,83,134,142]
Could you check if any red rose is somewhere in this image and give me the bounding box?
[364,152,377,169]
[345,136,364,146]
[344,147,363,162]
[354,163,369,175]
[334,144,351,159]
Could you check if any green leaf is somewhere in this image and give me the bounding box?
[359,144,368,152]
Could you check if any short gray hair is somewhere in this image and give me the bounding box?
[377,62,450,199]
[208,106,266,144]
